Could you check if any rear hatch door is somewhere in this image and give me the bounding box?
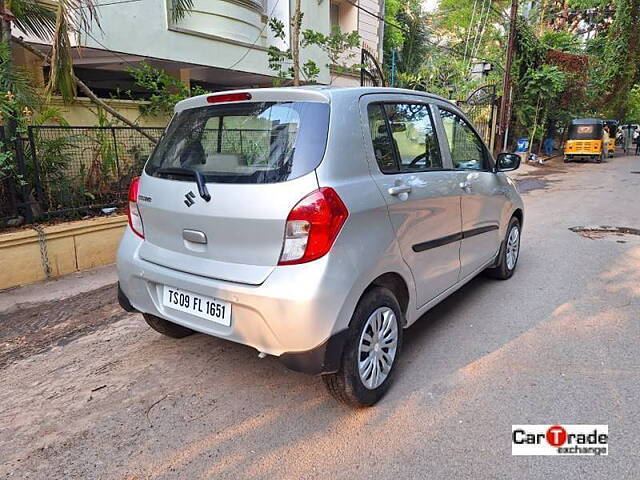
[137,92,330,285]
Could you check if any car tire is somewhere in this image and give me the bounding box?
[143,313,195,338]
[485,216,521,280]
[322,287,403,407]
[563,156,570,163]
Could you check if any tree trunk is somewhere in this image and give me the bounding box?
[538,0,548,34]
[12,36,158,143]
[74,77,157,142]
[291,0,301,86]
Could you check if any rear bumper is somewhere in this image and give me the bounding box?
[118,283,137,312]
[117,228,354,374]
[565,154,600,159]
[279,329,348,374]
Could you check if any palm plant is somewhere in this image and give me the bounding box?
[169,0,194,22]
[47,0,99,101]
[2,0,195,101]
[1,0,99,102]
[0,0,194,141]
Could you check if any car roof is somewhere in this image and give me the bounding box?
[570,118,604,125]
[175,86,454,113]
[279,85,450,101]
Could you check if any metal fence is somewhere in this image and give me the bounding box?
[457,84,498,153]
[0,126,164,227]
[360,48,386,87]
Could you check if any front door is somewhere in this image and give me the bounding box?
[437,108,505,278]
[362,97,462,308]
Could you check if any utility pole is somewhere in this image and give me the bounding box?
[496,0,518,154]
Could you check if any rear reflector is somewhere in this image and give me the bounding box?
[207,92,252,104]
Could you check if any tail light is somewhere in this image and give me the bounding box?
[278,187,348,265]
[127,176,145,239]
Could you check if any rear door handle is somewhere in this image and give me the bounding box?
[459,181,472,192]
[388,184,412,196]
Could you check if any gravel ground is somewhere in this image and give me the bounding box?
[1,154,639,479]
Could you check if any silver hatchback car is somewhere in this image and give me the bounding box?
[117,87,524,406]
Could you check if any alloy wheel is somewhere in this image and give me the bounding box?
[506,225,520,270]
[358,307,399,390]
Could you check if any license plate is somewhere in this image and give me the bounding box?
[162,286,231,326]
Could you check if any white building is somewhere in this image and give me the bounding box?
[17,0,385,104]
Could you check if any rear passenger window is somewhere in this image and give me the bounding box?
[367,104,398,173]
[439,109,488,171]
[384,104,442,170]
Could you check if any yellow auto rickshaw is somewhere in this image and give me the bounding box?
[564,118,605,163]
[603,119,618,157]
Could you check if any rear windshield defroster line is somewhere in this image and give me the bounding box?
[145,101,330,184]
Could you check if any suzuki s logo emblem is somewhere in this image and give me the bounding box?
[184,191,196,207]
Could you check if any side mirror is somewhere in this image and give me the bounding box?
[496,152,521,172]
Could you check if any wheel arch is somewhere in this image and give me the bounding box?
[283,269,413,375]
[363,272,410,325]
[512,208,524,228]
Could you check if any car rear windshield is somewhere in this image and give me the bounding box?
[145,101,330,183]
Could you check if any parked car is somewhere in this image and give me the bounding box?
[117,87,524,407]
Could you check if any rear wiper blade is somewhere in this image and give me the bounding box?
[156,167,211,202]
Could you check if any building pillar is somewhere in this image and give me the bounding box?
[13,44,45,88]
[165,66,192,93]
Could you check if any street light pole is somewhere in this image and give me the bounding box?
[496,0,518,154]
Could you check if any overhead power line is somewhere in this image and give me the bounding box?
[463,0,480,62]
[72,0,143,10]
[226,0,282,70]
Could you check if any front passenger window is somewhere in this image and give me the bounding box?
[439,109,487,170]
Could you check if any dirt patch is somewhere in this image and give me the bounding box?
[0,284,126,368]
[516,177,549,193]
[569,225,640,240]
[527,167,568,176]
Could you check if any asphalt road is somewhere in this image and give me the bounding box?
[2,154,640,479]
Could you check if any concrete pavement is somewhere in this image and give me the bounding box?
[1,154,639,479]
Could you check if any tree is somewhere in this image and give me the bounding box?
[596,0,640,118]
[0,0,98,102]
[624,83,640,121]
[518,65,566,153]
[267,18,359,85]
[2,0,162,141]
[128,62,208,116]
[383,0,404,56]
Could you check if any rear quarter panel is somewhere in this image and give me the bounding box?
[315,90,418,329]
